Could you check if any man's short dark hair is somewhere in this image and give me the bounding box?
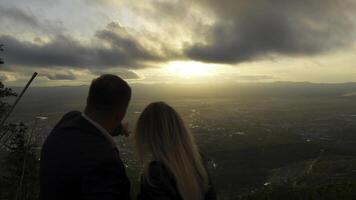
[86,74,131,113]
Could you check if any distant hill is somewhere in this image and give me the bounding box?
[10,82,356,101]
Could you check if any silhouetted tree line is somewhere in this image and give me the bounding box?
[0,45,39,200]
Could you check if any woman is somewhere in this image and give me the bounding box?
[135,102,216,200]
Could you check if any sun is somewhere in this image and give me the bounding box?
[164,61,216,78]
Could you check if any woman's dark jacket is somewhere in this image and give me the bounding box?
[137,160,217,200]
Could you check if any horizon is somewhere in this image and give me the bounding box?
[5,79,356,88]
[6,81,356,104]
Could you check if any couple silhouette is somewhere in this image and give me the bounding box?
[39,74,216,200]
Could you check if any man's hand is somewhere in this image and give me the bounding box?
[120,122,130,137]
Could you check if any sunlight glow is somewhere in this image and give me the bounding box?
[164,61,217,78]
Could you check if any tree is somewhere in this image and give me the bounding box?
[0,45,40,200]
[0,81,17,122]
[0,123,39,200]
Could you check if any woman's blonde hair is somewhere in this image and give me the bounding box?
[135,102,209,200]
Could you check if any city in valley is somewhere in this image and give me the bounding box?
[6,82,356,198]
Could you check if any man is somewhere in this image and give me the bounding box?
[40,74,131,200]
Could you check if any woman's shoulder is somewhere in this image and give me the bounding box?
[139,161,181,199]
[146,161,175,184]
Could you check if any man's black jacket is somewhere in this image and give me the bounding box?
[40,111,130,200]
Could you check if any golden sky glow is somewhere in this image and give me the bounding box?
[164,61,217,78]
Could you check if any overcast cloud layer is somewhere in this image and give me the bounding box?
[185,0,356,63]
[0,0,356,82]
[0,22,167,69]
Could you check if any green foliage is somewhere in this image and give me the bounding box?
[0,81,40,200]
[0,81,17,116]
[0,123,40,200]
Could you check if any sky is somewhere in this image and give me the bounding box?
[0,0,356,86]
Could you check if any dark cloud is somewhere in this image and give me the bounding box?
[1,35,93,67]
[0,44,3,65]
[90,69,140,79]
[0,5,63,34]
[185,0,355,64]
[95,25,161,63]
[0,23,164,69]
[0,6,40,28]
[45,73,76,80]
